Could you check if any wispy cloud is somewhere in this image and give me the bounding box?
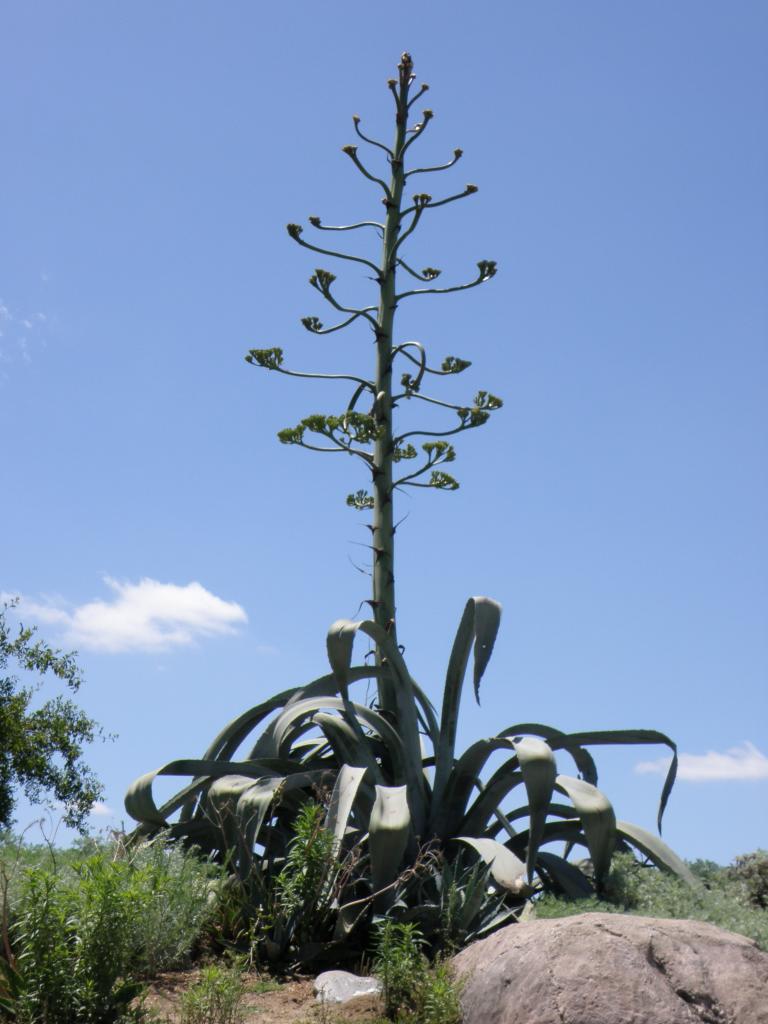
[636,741,768,782]
[0,298,47,372]
[12,577,248,653]
[90,802,115,817]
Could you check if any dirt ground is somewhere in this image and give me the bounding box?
[138,970,386,1024]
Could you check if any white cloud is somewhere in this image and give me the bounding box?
[90,802,114,817]
[636,741,768,782]
[14,578,248,653]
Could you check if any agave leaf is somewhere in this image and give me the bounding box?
[264,697,405,773]
[453,837,528,894]
[616,820,697,886]
[511,736,557,881]
[369,784,411,911]
[460,768,523,837]
[326,619,428,833]
[554,775,616,887]
[500,723,599,784]
[535,851,594,898]
[125,758,286,828]
[432,598,502,816]
[432,736,517,838]
[551,730,678,833]
[312,713,383,783]
[325,764,369,849]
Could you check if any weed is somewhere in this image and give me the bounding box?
[178,964,245,1024]
[373,920,461,1024]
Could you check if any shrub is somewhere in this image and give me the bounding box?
[729,850,768,909]
[0,834,226,1022]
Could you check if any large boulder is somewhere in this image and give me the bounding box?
[452,913,768,1024]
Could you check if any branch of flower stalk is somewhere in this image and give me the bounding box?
[396,260,497,301]
[341,145,392,199]
[401,109,434,155]
[405,148,463,177]
[352,115,394,158]
[301,311,372,335]
[401,183,478,217]
[396,258,441,282]
[287,223,380,274]
[309,215,385,236]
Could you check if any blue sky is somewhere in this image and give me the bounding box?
[1,2,766,863]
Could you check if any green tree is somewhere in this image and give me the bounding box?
[0,600,103,831]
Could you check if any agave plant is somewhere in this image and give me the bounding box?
[126,54,692,959]
[126,597,691,958]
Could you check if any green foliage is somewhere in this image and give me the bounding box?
[178,964,245,1024]
[729,849,768,909]
[125,597,689,964]
[0,601,103,831]
[533,852,768,950]
[0,834,226,1022]
[373,921,461,1024]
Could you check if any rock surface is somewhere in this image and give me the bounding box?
[313,970,383,1004]
[452,912,768,1024]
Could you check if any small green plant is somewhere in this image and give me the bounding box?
[178,964,245,1024]
[373,920,461,1024]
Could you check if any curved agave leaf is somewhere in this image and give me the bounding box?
[535,851,594,898]
[264,696,406,776]
[554,775,616,887]
[313,713,383,784]
[551,730,678,833]
[616,820,697,886]
[453,837,528,894]
[432,598,502,815]
[499,723,599,784]
[125,758,286,828]
[433,735,516,838]
[326,619,427,833]
[325,764,369,849]
[460,768,523,837]
[369,785,411,911]
[511,737,557,881]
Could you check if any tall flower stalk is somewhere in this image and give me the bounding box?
[247,52,501,651]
